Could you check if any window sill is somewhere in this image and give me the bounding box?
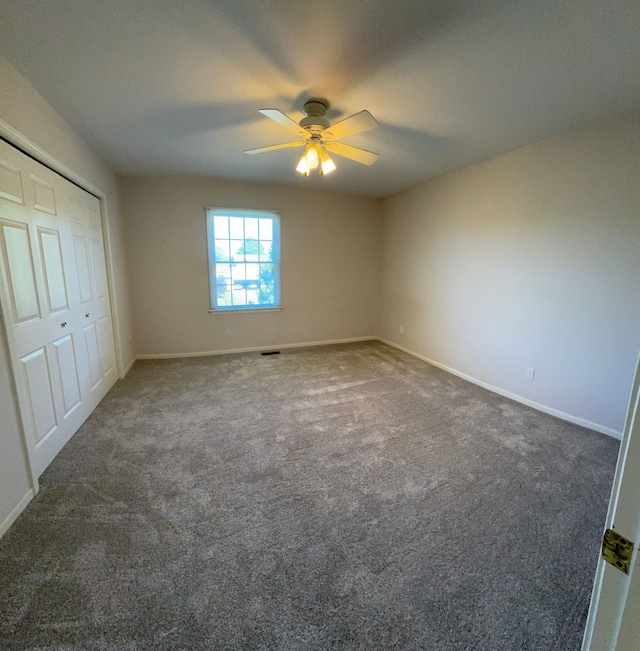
[208,307,283,315]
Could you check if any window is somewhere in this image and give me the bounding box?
[206,208,280,311]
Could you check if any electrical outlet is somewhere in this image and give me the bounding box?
[526,367,535,380]
[400,325,404,335]
[225,329,231,337]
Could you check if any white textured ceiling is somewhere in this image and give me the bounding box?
[1,0,639,198]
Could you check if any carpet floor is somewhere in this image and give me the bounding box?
[0,341,619,650]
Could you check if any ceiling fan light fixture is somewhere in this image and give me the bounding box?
[248,100,379,178]
[320,149,336,175]
[296,154,310,176]
[304,143,320,170]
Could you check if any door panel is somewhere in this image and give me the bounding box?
[30,176,56,215]
[98,314,116,377]
[85,199,101,232]
[83,322,102,389]
[53,334,81,416]
[68,196,84,226]
[38,227,68,313]
[0,160,24,204]
[20,347,57,443]
[73,235,93,305]
[90,238,107,299]
[0,221,40,323]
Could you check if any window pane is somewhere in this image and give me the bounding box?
[260,284,275,305]
[246,263,259,281]
[242,238,262,260]
[229,217,244,239]
[215,263,231,305]
[260,242,273,262]
[215,240,230,261]
[245,218,259,239]
[232,288,247,305]
[230,240,245,262]
[259,219,273,241]
[246,288,260,306]
[260,262,274,279]
[260,290,275,305]
[216,279,231,305]
[216,262,231,279]
[214,216,229,239]
[231,264,246,283]
[259,263,275,304]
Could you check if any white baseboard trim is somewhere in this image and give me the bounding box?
[377,338,623,440]
[122,355,137,377]
[135,336,378,361]
[0,489,35,539]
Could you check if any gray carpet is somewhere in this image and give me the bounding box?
[0,341,619,650]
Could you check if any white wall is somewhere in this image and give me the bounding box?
[0,58,135,533]
[380,112,640,435]
[121,177,382,355]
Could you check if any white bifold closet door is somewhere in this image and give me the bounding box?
[0,140,117,478]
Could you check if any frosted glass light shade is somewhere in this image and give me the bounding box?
[304,145,320,170]
[296,155,310,175]
[320,150,336,175]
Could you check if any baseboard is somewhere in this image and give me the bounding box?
[135,336,378,360]
[377,338,623,440]
[122,355,137,377]
[0,489,34,539]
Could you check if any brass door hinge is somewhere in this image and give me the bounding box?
[602,529,634,574]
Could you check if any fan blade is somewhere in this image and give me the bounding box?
[325,141,379,166]
[259,109,309,138]
[322,110,378,141]
[245,142,305,155]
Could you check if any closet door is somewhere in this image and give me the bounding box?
[66,189,117,410]
[0,140,117,478]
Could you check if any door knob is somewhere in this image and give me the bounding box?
[61,322,67,328]
[85,313,90,318]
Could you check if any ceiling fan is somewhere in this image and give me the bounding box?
[244,99,379,176]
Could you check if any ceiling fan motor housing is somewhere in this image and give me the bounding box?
[300,99,330,132]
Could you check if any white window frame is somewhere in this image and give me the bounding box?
[206,208,281,312]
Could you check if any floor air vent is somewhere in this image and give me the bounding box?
[261,351,281,356]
